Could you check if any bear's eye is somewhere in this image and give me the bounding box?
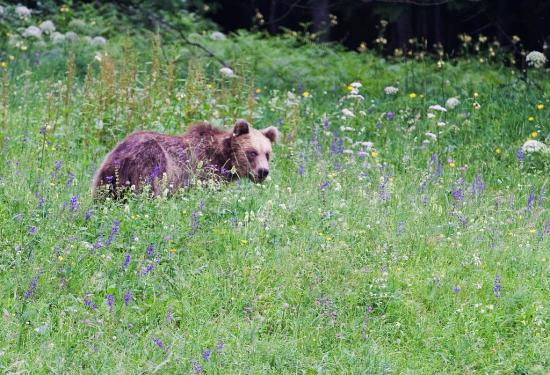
[265,153,270,161]
[246,151,258,161]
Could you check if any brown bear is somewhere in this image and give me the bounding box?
[92,119,278,198]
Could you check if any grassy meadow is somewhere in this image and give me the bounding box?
[0,4,549,374]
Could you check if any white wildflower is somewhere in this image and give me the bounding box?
[219,67,235,77]
[22,26,42,39]
[343,149,354,155]
[384,86,399,95]
[437,121,446,127]
[286,91,299,106]
[427,113,436,119]
[445,97,460,109]
[0,6,5,16]
[350,81,362,89]
[15,5,31,18]
[51,32,65,44]
[425,132,437,141]
[91,36,107,47]
[522,140,549,153]
[346,94,364,100]
[39,20,55,34]
[342,108,355,118]
[64,31,79,43]
[210,31,226,41]
[429,104,447,112]
[361,141,375,150]
[526,51,547,68]
[340,126,354,132]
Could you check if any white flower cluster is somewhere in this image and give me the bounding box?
[522,140,549,154]
[445,97,460,109]
[219,67,235,78]
[384,86,399,95]
[526,51,547,68]
[15,5,31,18]
[23,26,42,39]
[210,31,226,41]
[39,20,56,34]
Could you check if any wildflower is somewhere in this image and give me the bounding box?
[526,51,547,68]
[122,253,131,271]
[371,151,379,158]
[202,348,212,361]
[528,116,535,122]
[39,20,56,34]
[146,243,155,257]
[493,275,501,298]
[425,132,437,141]
[361,141,375,150]
[536,103,544,110]
[320,181,329,191]
[495,147,501,155]
[58,255,64,262]
[105,220,121,246]
[106,294,114,311]
[240,239,248,245]
[472,174,485,195]
[23,26,42,39]
[341,108,355,118]
[451,188,463,205]
[29,226,37,234]
[384,86,399,95]
[15,5,32,18]
[473,102,481,110]
[70,195,79,211]
[429,104,447,112]
[219,67,234,77]
[216,341,224,353]
[409,92,417,99]
[24,277,39,300]
[192,361,203,374]
[427,113,436,119]
[124,290,131,306]
[65,32,79,43]
[91,36,107,47]
[448,158,456,168]
[453,286,461,294]
[349,81,362,89]
[84,209,93,221]
[210,31,226,40]
[386,112,394,120]
[84,297,97,310]
[302,91,311,97]
[527,192,535,209]
[153,338,165,349]
[166,304,174,322]
[522,140,549,153]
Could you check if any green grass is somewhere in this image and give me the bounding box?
[1,9,549,374]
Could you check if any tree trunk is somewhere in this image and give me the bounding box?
[312,0,330,42]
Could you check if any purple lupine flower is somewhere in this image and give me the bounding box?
[192,361,203,374]
[472,174,485,195]
[516,148,525,162]
[527,192,535,210]
[198,200,206,211]
[189,211,199,236]
[298,162,305,176]
[106,294,114,311]
[539,187,546,206]
[216,341,224,353]
[358,149,367,159]
[386,111,394,120]
[455,212,468,228]
[320,181,329,191]
[70,195,79,211]
[40,127,46,135]
[24,277,39,300]
[122,253,131,271]
[397,221,405,235]
[37,196,45,209]
[451,188,463,206]
[29,226,37,234]
[84,209,93,221]
[146,243,155,257]
[429,153,438,166]
[124,290,131,306]
[322,116,329,130]
[379,174,390,202]
[202,348,212,361]
[453,286,461,294]
[433,163,442,179]
[84,297,97,310]
[93,236,103,251]
[544,220,550,235]
[493,274,501,298]
[66,172,75,188]
[105,220,121,246]
[153,338,165,349]
[54,160,62,172]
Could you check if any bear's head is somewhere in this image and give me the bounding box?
[229,119,278,183]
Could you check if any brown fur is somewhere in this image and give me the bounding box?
[92,120,278,198]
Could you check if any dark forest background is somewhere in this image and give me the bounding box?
[6,0,550,53]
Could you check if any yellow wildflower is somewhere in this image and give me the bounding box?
[240,239,249,245]
[529,229,536,234]
[473,92,479,98]
[495,147,501,155]
[302,91,311,97]
[255,88,262,94]
[536,103,544,110]
[409,92,417,99]
[473,102,481,110]
[530,131,539,138]
[371,151,379,158]
[58,255,64,262]
[528,116,535,122]
[169,248,176,254]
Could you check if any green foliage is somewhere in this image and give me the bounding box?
[0,3,549,374]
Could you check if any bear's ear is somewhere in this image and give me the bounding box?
[261,126,279,143]
[233,119,250,137]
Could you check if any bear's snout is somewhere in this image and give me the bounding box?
[257,168,269,181]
